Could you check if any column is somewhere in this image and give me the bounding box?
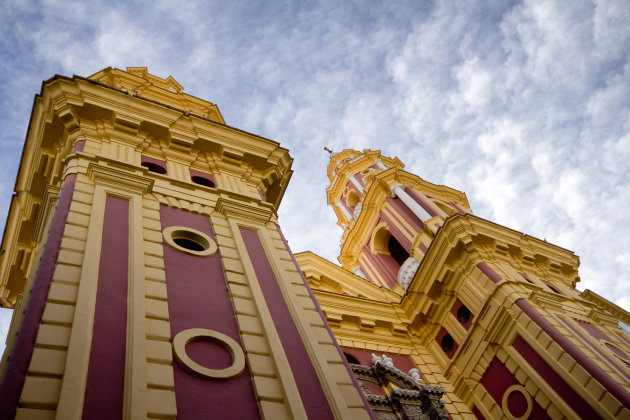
[391,184,431,224]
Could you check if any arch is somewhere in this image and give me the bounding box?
[191,175,215,188]
[371,223,391,255]
[346,189,359,207]
[388,235,409,266]
[190,169,216,188]
[343,352,360,365]
[142,162,167,174]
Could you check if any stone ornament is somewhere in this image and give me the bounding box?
[172,328,245,380]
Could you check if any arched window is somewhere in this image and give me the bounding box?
[142,162,167,174]
[141,156,168,174]
[346,190,359,207]
[343,352,360,365]
[191,175,215,188]
[388,235,409,266]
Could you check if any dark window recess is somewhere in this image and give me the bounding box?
[191,176,215,188]
[142,162,167,174]
[544,281,563,295]
[388,235,409,266]
[457,306,471,325]
[441,334,455,354]
[343,352,360,365]
[173,237,205,252]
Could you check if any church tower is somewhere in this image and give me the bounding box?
[0,68,371,419]
[298,148,630,418]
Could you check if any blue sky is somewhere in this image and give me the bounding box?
[1,0,629,346]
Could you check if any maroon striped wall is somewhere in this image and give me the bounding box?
[82,196,129,419]
[0,174,76,419]
[160,207,259,419]
[240,228,334,420]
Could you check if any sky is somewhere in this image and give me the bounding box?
[0,0,629,348]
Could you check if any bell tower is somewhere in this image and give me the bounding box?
[0,68,371,419]
[327,148,471,290]
[298,148,630,418]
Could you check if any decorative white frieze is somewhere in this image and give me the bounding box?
[397,256,420,290]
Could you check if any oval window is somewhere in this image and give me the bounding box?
[162,226,217,257]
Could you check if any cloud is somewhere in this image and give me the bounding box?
[0,0,629,357]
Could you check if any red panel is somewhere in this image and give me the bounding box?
[512,335,603,419]
[472,405,486,419]
[83,196,129,419]
[275,225,376,419]
[576,320,607,340]
[385,195,423,233]
[516,299,630,408]
[0,174,76,418]
[240,228,334,420]
[561,319,630,380]
[73,140,85,152]
[405,188,438,218]
[480,356,551,419]
[477,262,501,283]
[480,358,518,404]
[161,207,259,419]
[362,243,398,288]
[379,210,411,251]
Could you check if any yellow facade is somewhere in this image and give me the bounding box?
[300,148,630,418]
[0,67,629,419]
[0,67,368,419]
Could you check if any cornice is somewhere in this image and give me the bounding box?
[215,196,276,224]
[87,163,154,195]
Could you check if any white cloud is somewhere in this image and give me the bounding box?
[0,0,629,358]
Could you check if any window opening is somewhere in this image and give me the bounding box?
[162,226,217,257]
[142,162,167,174]
[457,306,471,325]
[441,334,454,353]
[191,176,215,188]
[388,235,409,266]
[173,237,206,252]
[343,352,360,364]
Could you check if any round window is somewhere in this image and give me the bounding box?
[162,226,217,257]
[441,334,455,354]
[457,305,471,325]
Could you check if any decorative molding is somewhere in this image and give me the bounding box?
[172,328,245,379]
[87,163,153,195]
[215,197,275,223]
[34,185,60,242]
[397,257,420,290]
